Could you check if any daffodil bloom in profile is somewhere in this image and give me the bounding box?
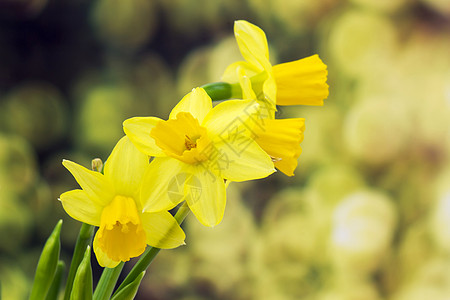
[123,87,275,227]
[59,136,185,268]
[238,70,306,176]
[222,20,329,111]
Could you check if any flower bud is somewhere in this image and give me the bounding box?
[70,246,93,300]
[30,220,62,300]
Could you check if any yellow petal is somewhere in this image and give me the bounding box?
[59,189,102,226]
[202,99,261,138]
[214,138,275,182]
[62,159,114,207]
[141,211,186,249]
[273,54,329,106]
[93,232,121,268]
[221,61,261,83]
[186,165,226,227]
[262,73,277,110]
[237,66,257,100]
[234,20,271,72]
[169,88,212,123]
[123,116,165,157]
[103,136,149,200]
[236,65,276,115]
[140,157,187,212]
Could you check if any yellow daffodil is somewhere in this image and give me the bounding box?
[238,69,306,176]
[123,87,275,227]
[222,20,329,110]
[59,136,185,268]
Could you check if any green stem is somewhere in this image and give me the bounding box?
[112,202,190,297]
[63,223,95,300]
[173,201,191,224]
[93,262,124,300]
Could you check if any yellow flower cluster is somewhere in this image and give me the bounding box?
[59,20,329,267]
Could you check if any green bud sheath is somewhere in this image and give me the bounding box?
[202,82,231,101]
[29,220,62,300]
[70,246,93,300]
[111,271,145,300]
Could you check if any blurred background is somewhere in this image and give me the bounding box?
[0,0,450,299]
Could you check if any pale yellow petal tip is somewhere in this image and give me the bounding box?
[198,216,222,228]
[61,159,75,170]
[234,20,257,32]
[195,87,212,102]
[234,20,247,27]
[192,87,205,95]
[122,117,134,129]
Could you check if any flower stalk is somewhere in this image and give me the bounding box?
[92,262,124,300]
[112,202,190,297]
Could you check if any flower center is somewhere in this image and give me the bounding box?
[150,112,210,164]
[185,135,197,150]
[97,195,147,262]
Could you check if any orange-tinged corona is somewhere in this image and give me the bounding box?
[150,112,210,164]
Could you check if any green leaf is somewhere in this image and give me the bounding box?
[93,262,124,300]
[45,261,65,300]
[70,246,93,300]
[64,223,95,300]
[29,220,62,300]
[111,271,145,300]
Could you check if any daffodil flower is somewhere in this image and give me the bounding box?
[59,136,185,268]
[222,20,329,111]
[238,69,306,176]
[123,87,275,227]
